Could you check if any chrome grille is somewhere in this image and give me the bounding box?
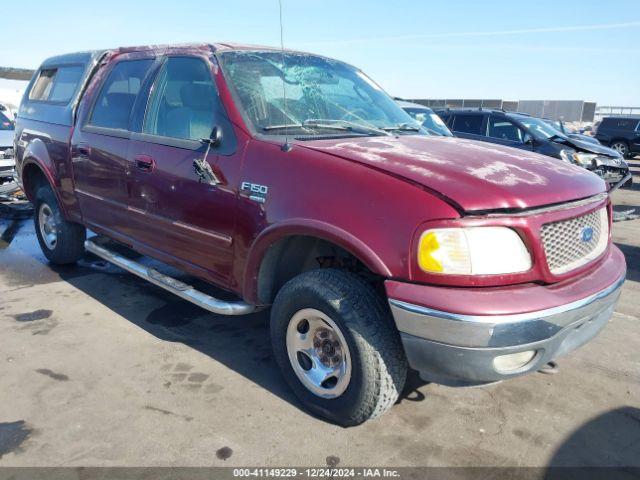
[541,208,608,275]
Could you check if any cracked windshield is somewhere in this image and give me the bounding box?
[219,51,424,137]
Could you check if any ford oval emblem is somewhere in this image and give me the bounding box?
[581,226,594,243]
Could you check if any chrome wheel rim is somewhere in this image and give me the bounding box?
[612,143,627,156]
[38,203,58,250]
[286,308,352,399]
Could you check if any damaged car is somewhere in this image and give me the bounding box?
[436,108,631,188]
[0,111,17,194]
[15,44,626,426]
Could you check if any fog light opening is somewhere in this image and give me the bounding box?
[493,350,537,373]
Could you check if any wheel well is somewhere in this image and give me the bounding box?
[610,138,630,146]
[256,235,383,304]
[21,163,49,201]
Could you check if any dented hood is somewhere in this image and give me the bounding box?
[299,135,606,212]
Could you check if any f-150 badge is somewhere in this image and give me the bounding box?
[241,182,268,204]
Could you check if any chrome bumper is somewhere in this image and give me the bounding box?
[389,274,624,386]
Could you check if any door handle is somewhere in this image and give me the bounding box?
[134,154,155,173]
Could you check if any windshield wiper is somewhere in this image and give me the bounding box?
[381,123,421,133]
[303,119,392,136]
[263,120,391,136]
[262,124,306,131]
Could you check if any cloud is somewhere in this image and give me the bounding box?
[297,21,640,47]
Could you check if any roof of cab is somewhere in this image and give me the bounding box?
[40,50,107,68]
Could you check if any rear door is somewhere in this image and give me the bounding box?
[126,54,241,286]
[71,54,156,238]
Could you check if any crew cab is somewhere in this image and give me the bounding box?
[14,44,626,426]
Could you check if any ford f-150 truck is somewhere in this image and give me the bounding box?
[14,44,626,426]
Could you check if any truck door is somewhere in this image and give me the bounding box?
[71,55,155,239]
[126,55,241,287]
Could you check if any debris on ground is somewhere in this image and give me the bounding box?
[0,188,33,220]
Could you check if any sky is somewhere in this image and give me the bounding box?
[1,0,639,106]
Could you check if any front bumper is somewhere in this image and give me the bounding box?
[387,247,626,386]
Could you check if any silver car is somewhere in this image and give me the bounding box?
[0,111,17,194]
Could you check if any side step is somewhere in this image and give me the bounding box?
[85,239,259,316]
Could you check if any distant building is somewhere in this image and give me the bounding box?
[410,99,597,123]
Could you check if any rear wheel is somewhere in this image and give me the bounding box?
[34,185,86,264]
[271,269,407,426]
[610,141,631,159]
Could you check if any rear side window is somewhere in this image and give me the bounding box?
[602,117,638,130]
[29,66,84,103]
[143,57,216,141]
[89,59,153,130]
[599,118,614,129]
[615,118,637,129]
[452,114,484,135]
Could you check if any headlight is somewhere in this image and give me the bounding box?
[559,149,597,167]
[418,227,532,275]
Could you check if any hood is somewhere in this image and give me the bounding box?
[299,135,606,212]
[0,129,14,148]
[552,134,617,157]
[567,133,602,146]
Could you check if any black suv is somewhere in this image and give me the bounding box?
[595,116,640,159]
[436,108,631,187]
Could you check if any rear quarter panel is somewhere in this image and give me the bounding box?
[16,118,79,220]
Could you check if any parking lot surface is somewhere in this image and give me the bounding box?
[1,160,639,468]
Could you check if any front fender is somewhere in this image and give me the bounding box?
[242,218,393,303]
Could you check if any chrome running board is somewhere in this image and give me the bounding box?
[85,239,259,316]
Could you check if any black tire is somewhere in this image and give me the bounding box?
[270,269,407,426]
[610,141,631,159]
[34,185,86,264]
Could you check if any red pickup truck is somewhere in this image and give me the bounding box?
[14,43,626,426]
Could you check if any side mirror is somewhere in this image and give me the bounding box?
[201,126,221,147]
[523,134,534,146]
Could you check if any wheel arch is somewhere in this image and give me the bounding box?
[243,219,393,305]
[20,157,66,211]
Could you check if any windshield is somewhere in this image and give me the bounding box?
[0,112,14,131]
[403,108,452,136]
[217,51,422,137]
[516,116,565,140]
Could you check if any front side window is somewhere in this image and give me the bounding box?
[29,66,84,103]
[515,116,563,140]
[217,51,418,137]
[452,114,484,135]
[487,117,524,143]
[143,57,217,141]
[89,59,153,130]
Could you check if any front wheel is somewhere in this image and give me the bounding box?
[34,185,86,264]
[270,269,407,426]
